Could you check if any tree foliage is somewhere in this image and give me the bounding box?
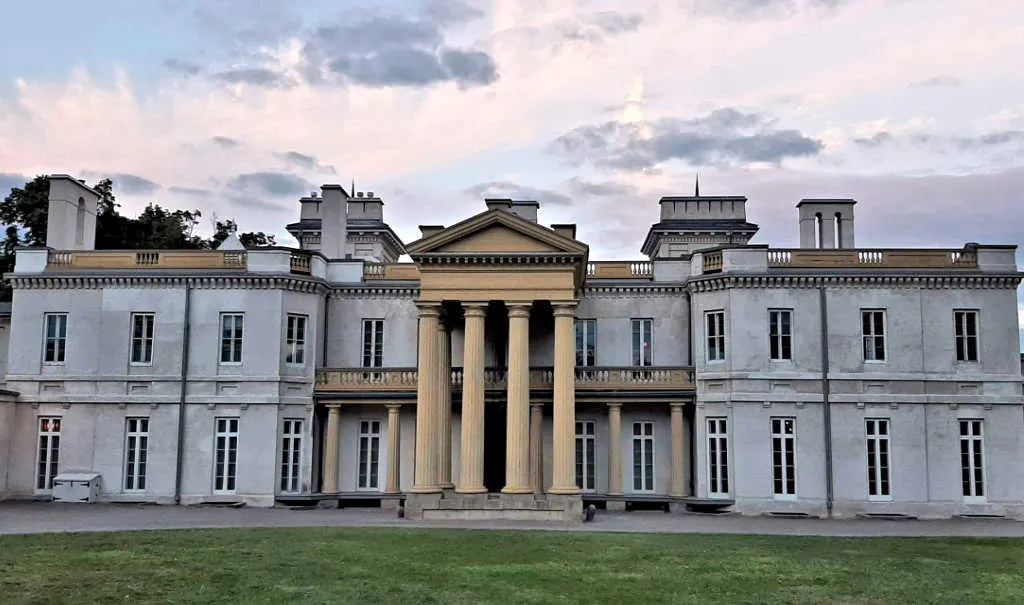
[0,176,277,301]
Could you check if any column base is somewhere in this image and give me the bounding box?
[501,486,535,495]
[547,485,581,495]
[439,482,455,490]
[455,486,488,494]
[409,485,442,494]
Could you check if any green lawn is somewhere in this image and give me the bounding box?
[1,528,1023,604]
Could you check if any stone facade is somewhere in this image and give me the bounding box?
[0,177,1021,521]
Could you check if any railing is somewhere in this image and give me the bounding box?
[46,250,247,270]
[290,251,312,274]
[766,248,978,269]
[702,251,723,273]
[317,366,694,392]
[363,263,420,280]
[585,261,653,279]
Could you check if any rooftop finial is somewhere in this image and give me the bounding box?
[694,172,700,197]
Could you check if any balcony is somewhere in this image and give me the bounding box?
[316,366,695,393]
[46,250,247,270]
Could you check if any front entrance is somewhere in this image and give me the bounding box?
[483,399,507,492]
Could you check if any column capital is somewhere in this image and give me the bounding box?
[507,303,532,318]
[552,302,577,317]
[462,302,488,314]
[669,402,686,410]
[415,303,442,317]
[530,402,545,410]
[327,403,342,411]
[606,402,623,410]
[386,404,402,412]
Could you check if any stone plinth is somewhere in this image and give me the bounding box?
[404,492,583,523]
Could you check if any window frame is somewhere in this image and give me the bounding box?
[865,418,892,501]
[575,319,597,368]
[129,312,155,366]
[959,419,986,503]
[768,309,794,362]
[705,310,726,363]
[770,417,797,499]
[219,313,244,365]
[285,314,308,367]
[42,312,68,365]
[357,419,382,490]
[35,416,62,492]
[631,318,654,367]
[707,417,730,497]
[631,421,655,493]
[575,420,596,492]
[861,309,887,363]
[213,417,239,494]
[279,419,303,494]
[953,309,980,363]
[123,417,149,492]
[361,319,384,369]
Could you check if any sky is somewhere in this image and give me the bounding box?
[0,0,1022,346]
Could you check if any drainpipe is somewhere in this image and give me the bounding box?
[173,281,193,505]
[819,286,834,518]
[321,292,331,367]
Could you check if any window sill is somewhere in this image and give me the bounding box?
[867,496,894,502]
[42,362,66,366]
[129,362,153,368]
[218,362,243,367]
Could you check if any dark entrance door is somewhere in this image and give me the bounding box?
[483,400,507,492]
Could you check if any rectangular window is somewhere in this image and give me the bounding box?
[771,417,796,498]
[220,314,244,364]
[358,420,381,489]
[575,319,596,367]
[861,309,886,362]
[632,422,654,492]
[707,418,729,496]
[36,417,61,491]
[130,313,155,365]
[280,419,303,493]
[285,314,307,366]
[575,421,596,491]
[631,319,653,366]
[954,310,979,362]
[769,309,793,361]
[213,417,239,493]
[960,419,985,501]
[43,313,68,364]
[706,311,726,362]
[362,319,384,368]
[865,418,891,500]
[123,417,149,491]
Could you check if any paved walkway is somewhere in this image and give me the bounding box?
[2,502,1024,537]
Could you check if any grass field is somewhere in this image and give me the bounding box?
[2,527,1023,604]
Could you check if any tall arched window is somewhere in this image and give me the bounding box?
[75,197,86,245]
[815,213,823,249]
[834,212,843,249]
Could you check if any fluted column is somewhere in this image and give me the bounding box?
[385,404,402,494]
[530,403,544,493]
[323,404,341,493]
[549,302,579,494]
[607,403,623,496]
[457,303,487,493]
[437,322,454,489]
[411,304,441,493]
[503,303,532,494]
[670,403,686,497]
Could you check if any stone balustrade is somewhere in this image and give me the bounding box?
[46,249,247,270]
[766,248,978,269]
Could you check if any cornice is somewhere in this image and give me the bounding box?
[330,284,419,298]
[8,273,329,294]
[582,283,689,296]
[414,253,581,266]
[688,273,1023,292]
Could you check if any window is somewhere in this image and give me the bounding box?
[575,319,596,367]
[43,313,68,364]
[213,418,239,493]
[36,417,61,491]
[706,311,726,362]
[631,319,653,366]
[954,310,979,362]
[362,319,384,368]
[771,417,796,498]
[130,313,155,365]
[865,419,891,500]
[632,422,654,492]
[769,309,793,361]
[285,314,307,366]
[358,420,381,489]
[960,419,985,501]
[280,419,303,493]
[220,314,244,364]
[575,421,596,491]
[861,310,886,362]
[123,418,149,491]
[707,418,729,496]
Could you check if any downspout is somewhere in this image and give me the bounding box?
[819,286,834,518]
[321,291,331,367]
[174,281,193,505]
[686,288,696,494]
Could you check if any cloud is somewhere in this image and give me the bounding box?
[0,173,29,197]
[213,67,293,88]
[163,58,202,75]
[212,136,241,149]
[228,194,289,212]
[81,172,160,196]
[551,108,823,172]
[227,172,310,196]
[912,75,962,88]
[168,186,212,197]
[423,0,485,25]
[690,0,846,20]
[273,151,336,174]
[559,11,644,42]
[565,177,638,197]
[856,130,1024,151]
[465,181,573,206]
[853,131,894,147]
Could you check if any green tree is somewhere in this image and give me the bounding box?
[209,219,276,249]
[0,175,50,246]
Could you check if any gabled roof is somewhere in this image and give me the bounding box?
[406,208,588,257]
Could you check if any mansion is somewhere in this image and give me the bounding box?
[0,174,1022,521]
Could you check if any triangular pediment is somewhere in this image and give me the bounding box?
[406,209,588,256]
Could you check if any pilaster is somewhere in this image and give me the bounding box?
[385,404,402,494]
[607,402,623,496]
[530,403,544,493]
[670,403,686,498]
[323,404,341,494]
